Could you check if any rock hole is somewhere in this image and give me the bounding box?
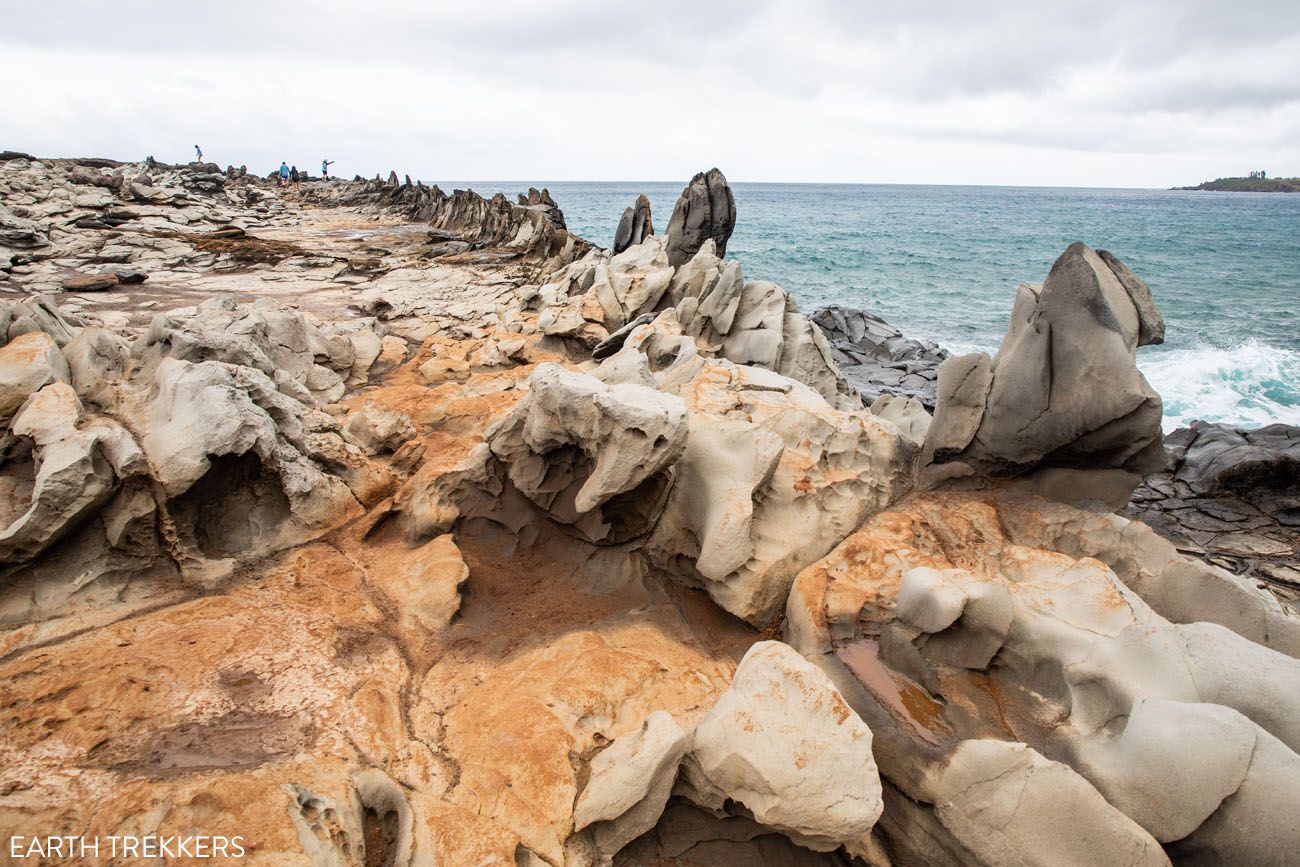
[362,805,399,867]
[168,452,290,558]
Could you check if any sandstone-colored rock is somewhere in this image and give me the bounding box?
[0,331,70,424]
[689,641,883,850]
[785,491,1300,865]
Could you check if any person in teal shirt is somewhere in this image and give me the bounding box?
[278,162,290,186]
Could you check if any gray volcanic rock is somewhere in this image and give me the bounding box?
[665,168,736,267]
[1167,421,1300,498]
[613,193,654,254]
[1128,422,1300,602]
[301,178,588,265]
[924,243,1166,502]
[812,305,948,408]
[517,187,567,230]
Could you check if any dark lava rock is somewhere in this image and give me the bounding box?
[114,269,149,284]
[613,193,654,254]
[1167,422,1300,497]
[1128,422,1300,603]
[811,305,948,408]
[665,168,736,267]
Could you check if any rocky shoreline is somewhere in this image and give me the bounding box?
[2,152,1298,866]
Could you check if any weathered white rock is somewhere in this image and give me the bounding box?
[343,401,415,455]
[689,641,883,850]
[0,331,70,424]
[0,383,119,563]
[934,739,1170,867]
[571,710,689,863]
[589,236,675,329]
[638,326,913,625]
[486,363,688,538]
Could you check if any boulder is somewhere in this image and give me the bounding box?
[924,243,1166,500]
[0,383,124,563]
[343,402,416,455]
[571,711,690,862]
[665,168,736,267]
[612,193,654,255]
[485,363,688,542]
[61,273,121,292]
[0,331,70,425]
[688,641,884,850]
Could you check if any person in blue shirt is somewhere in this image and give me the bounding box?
[321,159,334,179]
[279,162,290,186]
[194,144,203,162]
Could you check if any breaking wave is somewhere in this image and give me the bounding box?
[1140,339,1300,432]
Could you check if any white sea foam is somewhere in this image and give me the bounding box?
[1139,340,1300,432]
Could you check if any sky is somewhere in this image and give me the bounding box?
[2,0,1298,187]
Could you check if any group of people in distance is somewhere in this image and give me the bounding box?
[278,159,335,188]
[191,146,335,189]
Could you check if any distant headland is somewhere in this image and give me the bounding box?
[1177,170,1300,192]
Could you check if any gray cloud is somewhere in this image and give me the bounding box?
[1,0,1297,185]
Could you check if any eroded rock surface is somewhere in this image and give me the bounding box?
[3,154,1297,867]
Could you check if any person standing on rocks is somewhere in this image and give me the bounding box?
[194,144,203,163]
[279,161,290,186]
[290,165,300,189]
[321,159,334,179]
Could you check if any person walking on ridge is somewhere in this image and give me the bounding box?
[290,165,300,189]
[194,144,203,163]
[322,159,334,179]
[279,161,290,187]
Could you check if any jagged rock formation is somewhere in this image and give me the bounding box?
[665,167,737,267]
[528,232,863,410]
[401,310,913,625]
[812,305,948,408]
[612,193,654,254]
[300,176,589,265]
[924,242,1167,505]
[3,154,1298,867]
[518,186,568,230]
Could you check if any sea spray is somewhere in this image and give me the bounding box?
[1141,339,1300,431]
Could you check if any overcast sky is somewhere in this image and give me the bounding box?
[3,0,1297,187]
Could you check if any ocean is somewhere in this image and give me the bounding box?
[456,181,1300,431]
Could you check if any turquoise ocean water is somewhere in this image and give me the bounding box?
[459,181,1300,430]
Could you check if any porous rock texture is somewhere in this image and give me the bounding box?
[3,154,1298,866]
